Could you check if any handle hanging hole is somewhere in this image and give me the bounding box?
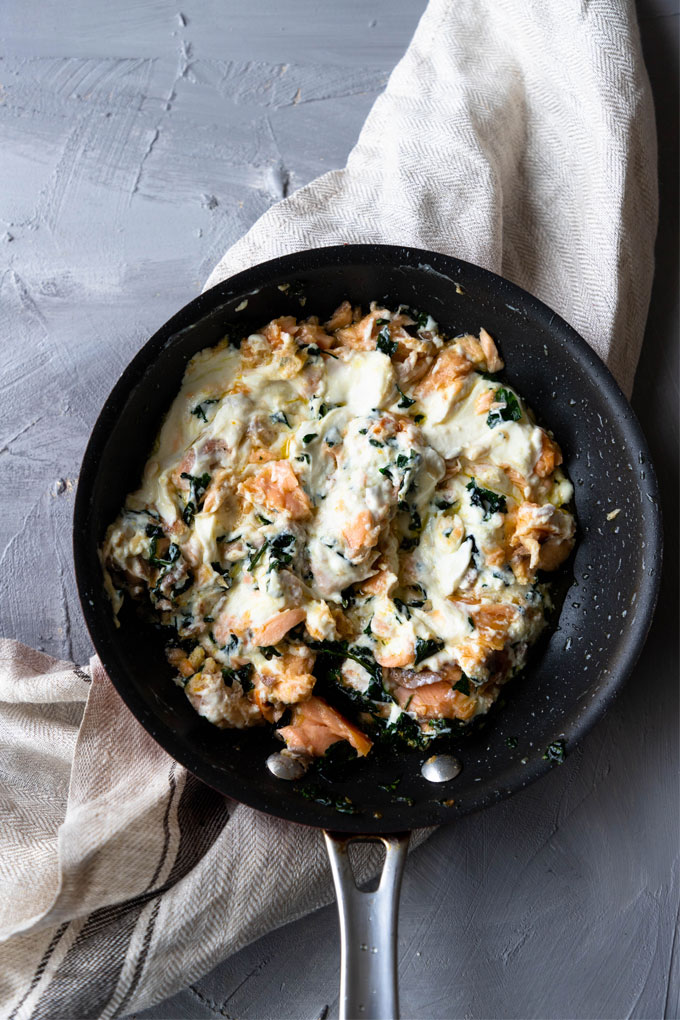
[347,839,387,892]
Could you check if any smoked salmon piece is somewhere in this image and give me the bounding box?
[342,509,381,561]
[510,501,575,581]
[393,679,477,721]
[239,460,311,519]
[479,328,503,373]
[414,344,475,396]
[534,431,563,478]
[258,647,316,707]
[278,696,373,757]
[475,389,496,414]
[324,300,353,332]
[252,607,307,647]
[296,319,334,350]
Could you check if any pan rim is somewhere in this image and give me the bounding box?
[73,243,662,833]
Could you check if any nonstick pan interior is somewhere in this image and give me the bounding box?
[73,245,661,833]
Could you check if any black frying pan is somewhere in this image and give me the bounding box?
[73,245,661,1019]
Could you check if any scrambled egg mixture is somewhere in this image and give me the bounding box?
[101,301,575,759]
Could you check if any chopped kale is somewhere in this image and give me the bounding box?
[379,466,393,480]
[260,646,282,659]
[296,453,310,463]
[369,438,384,448]
[257,514,272,525]
[435,499,453,511]
[466,478,507,520]
[423,718,454,737]
[393,597,411,620]
[268,532,295,570]
[413,413,425,424]
[543,740,566,764]
[378,777,402,793]
[396,387,416,409]
[486,388,522,429]
[180,471,211,526]
[149,541,180,570]
[302,433,317,444]
[404,307,429,330]
[376,325,398,357]
[248,541,268,571]
[191,398,218,424]
[309,741,360,783]
[340,586,355,611]
[400,536,420,551]
[222,663,254,691]
[453,674,471,695]
[396,454,410,469]
[270,410,290,427]
[295,783,357,814]
[414,637,445,665]
[382,711,425,749]
[310,640,389,702]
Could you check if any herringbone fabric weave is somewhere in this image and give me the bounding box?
[1,1,657,1017]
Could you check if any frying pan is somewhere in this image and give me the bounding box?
[73,245,661,1020]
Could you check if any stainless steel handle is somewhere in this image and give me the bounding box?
[324,830,410,1020]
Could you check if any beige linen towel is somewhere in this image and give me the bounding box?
[0,0,657,1017]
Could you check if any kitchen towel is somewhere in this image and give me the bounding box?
[0,0,657,1017]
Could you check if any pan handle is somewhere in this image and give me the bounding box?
[324,830,410,1020]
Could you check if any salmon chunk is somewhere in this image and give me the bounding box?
[414,344,475,396]
[278,696,373,757]
[296,318,334,350]
[534,431,563,478]
[252,607,306,646]
[479,328,504,373]
[510,502,575,581]
[325,300,353,332]
[393,680,477,721]
[258,646,317,706]
[238,460,311,519]
[342,509,382,561]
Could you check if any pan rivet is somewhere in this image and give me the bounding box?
[266,752,308,780]
[421,754,462,783]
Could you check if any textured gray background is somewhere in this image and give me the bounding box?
[1,2,678,1019]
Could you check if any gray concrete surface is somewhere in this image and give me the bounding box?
[1,2,678,1018]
